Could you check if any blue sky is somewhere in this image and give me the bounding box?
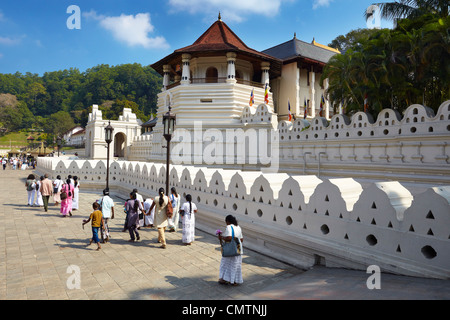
[0,0,393,75]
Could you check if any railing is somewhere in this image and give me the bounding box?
[191,77,227,84]
[166,81,180,90]
[166,78,264,89]
[236,78,264,88]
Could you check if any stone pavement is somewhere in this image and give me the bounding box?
[1,167,449,301]
[0,168,301,300]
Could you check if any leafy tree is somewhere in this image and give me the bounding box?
[0,63,163,132]
[46,111,76,138]
[323,14,449,116]
[328,28,380,52]
[365,0,449,22]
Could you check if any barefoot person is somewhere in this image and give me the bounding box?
[218,215,244,286]
[147,188,171,249]
[82,202,105,251]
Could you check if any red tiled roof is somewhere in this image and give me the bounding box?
[151,19,280,75]
[175,19,272,59]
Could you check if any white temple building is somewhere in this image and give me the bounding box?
[55,15,450,279]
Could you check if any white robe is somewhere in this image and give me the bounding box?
[72,183,80,210]
[181,202,197,244]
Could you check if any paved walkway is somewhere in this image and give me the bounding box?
[1,167,449,300]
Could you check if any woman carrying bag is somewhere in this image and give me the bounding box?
[147,187,173,249]
[25,174,36,206]
[217,215,244,286]
[60,179,74,217]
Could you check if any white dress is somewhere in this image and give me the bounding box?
[168,194,181,231]
[219,224,244,284]
[34,181,43,206]
[181,202,197,243]
[143,198,155,226]
[72,182,80,210]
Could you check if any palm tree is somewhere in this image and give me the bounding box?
[365,0,449,22]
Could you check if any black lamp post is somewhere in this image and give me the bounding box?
[163,105,176,195]
[104,121,114,190]
[56,137,62,157]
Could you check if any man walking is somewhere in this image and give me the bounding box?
[40,173,53,212]
[99,188,115,243]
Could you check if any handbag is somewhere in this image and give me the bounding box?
[221,226,241,257]
[60,185,68,200]
[166,198,173,219]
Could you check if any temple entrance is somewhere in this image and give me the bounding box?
[114,132,126,158]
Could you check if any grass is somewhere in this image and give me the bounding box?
[0,131,45,148]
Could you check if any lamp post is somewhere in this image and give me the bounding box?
[163,105,176,194]
[104,121,114,191]
[56,137,62,157]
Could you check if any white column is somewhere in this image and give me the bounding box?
[310,67,316,117]
[181,53,191,85]
[324,78,330,119]
[296,67,300,116]
[226,52,237,83]
[261,62,270,85]
[163,65,170,91]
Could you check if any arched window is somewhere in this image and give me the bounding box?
[206,67,218,83]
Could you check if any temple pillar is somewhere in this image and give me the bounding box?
[163,65,171,90]
[310,67,316,117]
[324,78,330,119]
[181,53,191,85]
[261,62,270,85]
[226,52,237,83]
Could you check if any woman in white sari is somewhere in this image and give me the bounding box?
[72,176,80,210]
[167,187,181,232]
[180,194,197,245]
[218,215,244,286]
[34,176,44,207]
[53,175,63,205]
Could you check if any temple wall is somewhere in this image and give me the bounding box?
[36,157,450,279]
[120,101,450,184]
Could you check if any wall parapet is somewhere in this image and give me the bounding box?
[36,157,450,279]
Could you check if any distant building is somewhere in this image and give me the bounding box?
[63,126,84,146]
[70,129,85,147]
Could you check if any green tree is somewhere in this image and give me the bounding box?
[46,111,76,138]
[26,82,48,114]
[323,14,449,115]
[365,0,449,22]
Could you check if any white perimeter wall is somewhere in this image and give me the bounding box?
[36,157,450,279]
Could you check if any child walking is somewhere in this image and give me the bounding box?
[82,202,105,251]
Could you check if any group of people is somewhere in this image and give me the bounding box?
[121,187,197,249]
[3,156,36,171]
[25,173,80,216]
[25,172,244,285]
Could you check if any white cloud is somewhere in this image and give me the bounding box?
[312,0,334,10]
[83,11,169,50]
[168,0,287,22]
[0,36,22,46]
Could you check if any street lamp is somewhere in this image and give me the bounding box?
[163,105,176,194]
[56,137,62,157]
[104,121,114,190]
